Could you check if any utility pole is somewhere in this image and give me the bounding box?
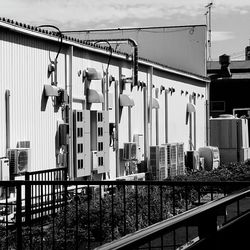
[205,2,213,61]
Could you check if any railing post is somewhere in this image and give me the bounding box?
[198,213,217,240]
[16,184,22,250]
[25,173,31,225]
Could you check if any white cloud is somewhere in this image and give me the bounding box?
[0,0,250,29]
[212,31,235,42]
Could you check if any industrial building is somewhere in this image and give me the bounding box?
[0,18,210,181]
[208,49,250,164]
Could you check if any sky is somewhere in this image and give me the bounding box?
[1,0,250,61]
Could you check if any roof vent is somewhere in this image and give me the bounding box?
[219,54,231,77]
[245,46,250,60]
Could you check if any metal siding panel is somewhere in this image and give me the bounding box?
[0,31,63,171]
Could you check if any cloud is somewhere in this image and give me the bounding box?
[0,0,250,29]
[212,31,235,42]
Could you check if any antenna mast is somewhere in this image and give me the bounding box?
[205,2,213,61]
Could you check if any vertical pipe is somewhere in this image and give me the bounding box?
[143,85,149,168]
[155,88,159,145]
[105,71,109,111]
[193,96,197,150]
[5,90,10,153]
[165,91,168,143]
[189,95,193,151]
[64,54,68,92]
[128,106,131,142]
[114,80,120,177]
[206,81,210,146]
[102,77,105,111]
[68,46,74,180]
[149,67,153,145]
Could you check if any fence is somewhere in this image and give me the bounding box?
[96,185,250,250]
[0,180,249,249]
[24,167,67,181]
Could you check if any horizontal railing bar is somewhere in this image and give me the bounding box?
[25,167,67,175]
[94,188,250,250]
[0,180,250,186]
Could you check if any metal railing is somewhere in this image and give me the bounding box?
[0,180,249,249]
[96,185,250,250]
[23,167,67,181]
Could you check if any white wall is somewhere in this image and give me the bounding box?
[0,25,208,179]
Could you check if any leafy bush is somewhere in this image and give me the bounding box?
[3,161,250,249]
[171,161,250,182]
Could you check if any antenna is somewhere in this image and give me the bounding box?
[205,2,213,61]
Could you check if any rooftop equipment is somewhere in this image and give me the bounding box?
[7,148,31,177]
[198,146,220,171]
[210,115,249,163]
[185,150,200,171]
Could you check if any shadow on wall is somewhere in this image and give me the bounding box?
[41,87,48,111]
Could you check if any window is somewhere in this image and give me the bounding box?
[98,142,103,151]
[98,157,103,166]
[78,144,83,153]
[98,127,103,137]
[77,112,83,122]
[77,159,83,169]
[77,128,83,137]
[97,112,103,122]
[210,101,225,112]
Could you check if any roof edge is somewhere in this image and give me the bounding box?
[0,17,209,83]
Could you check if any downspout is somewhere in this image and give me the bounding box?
[189,95,193,151]
[128,106,132,142]
[143,83,149,168]
[114,80,120,177]
[193,94,197,150]
[155,88,159,145]
[165,90,168,143]
[5,90,10,154]
[102,77,106,111]
[149,67,153,145]
[206,81,210,146]
[68,46,74,180]
[105,72,109,111]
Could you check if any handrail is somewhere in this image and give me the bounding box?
[0,180,249,186]
[95,187,250,250]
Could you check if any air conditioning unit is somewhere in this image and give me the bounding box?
[163,143,178,178]
[116,172,146,181]
[149,146,161,180]
[198,146,220,171]
[186,151,200,171]
[123,142,137,160]
[91,151,98,172]
[177,143,185,176]
[159,146,168,180]
[0,158,10,197]
[7,148,31,176]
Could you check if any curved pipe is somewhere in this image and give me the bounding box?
[85,38,138,90]
[37,25,63,62]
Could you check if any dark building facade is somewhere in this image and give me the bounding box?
[207,48,250,118]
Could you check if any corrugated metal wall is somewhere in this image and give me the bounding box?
[0,26,207,178]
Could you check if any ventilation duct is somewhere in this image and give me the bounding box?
[87,89,104,103]
[120,94,135,107]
